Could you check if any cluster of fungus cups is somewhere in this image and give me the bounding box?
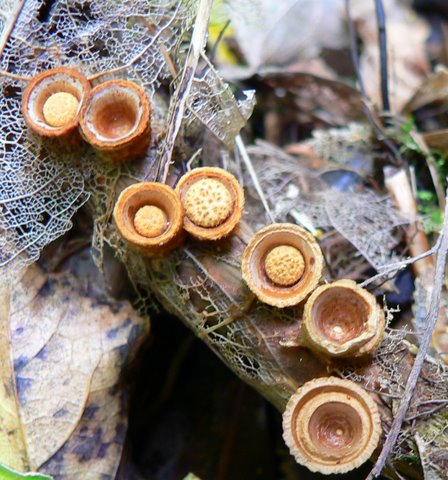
[22,69,151,161]
[241,223,324,307]
[22,67,90,142]
[113,167,245,255]
[243,225,385,472]
[282,377,381,474]
[23,69,384,475]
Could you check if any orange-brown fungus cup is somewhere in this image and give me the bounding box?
[302,279,385,358]
[113,182,184,257]
[282,377,381,474]
[22,68,90,140]
[241,223,323,308]
[175,167,244,241]
[80,79,151,162]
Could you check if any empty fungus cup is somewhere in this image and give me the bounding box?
[302,279,385,358]
[80,79,151,162]
[175,167,244,241]
[113,182,184,257]
[241,223,324,307]
[282,377,381,474]
[22,68,90,140]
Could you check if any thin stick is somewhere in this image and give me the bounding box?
[366,189,448,480]
[235,135,275,223]
[374,0,390,111]
[209,19,230,64]
[0,0,30,83]
[156,0,214,182]
[405,402,448,423]
[0,0,26,59]
[0,69,29,81]
[345,0,402,164]
[360,238,440,288]
[345,0,367,98]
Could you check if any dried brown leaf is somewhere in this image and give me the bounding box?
[0,261,146,478]
[403,68,448,114]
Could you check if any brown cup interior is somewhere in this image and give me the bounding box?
[85,85,142,142]
[308,401,363,455]
[311,287,369,344]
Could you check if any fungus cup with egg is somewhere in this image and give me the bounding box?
[241,223,323,307]
[175,167,244,241]
[113,182,184,257]
[22,68,90,140]
[80,79,151,162]
[282,377,381,474]
[302,279,385,358]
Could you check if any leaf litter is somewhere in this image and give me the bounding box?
[2,0,448,478]
[0,252,147,478]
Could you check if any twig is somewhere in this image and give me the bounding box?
[0,69,29,81]
[0,0,26,59]
[0,0,30,83]
[405,402,448,423]
[345,0,367,98]
[155,0,214,183]
[366,189,448,479]
[345,0,402,165]
[374,0,390,112]
[185,148,203,171]
[235,135,275,223]
[209,19,231,64]
[360,238,440,288]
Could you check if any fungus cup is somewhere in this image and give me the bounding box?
[282,377,381,474]
[22,68,90,141]
[241,223,323,307]
[302,279,385,358]
[113,182,184,256]
[175,167,244,241]
[80,79,151,162]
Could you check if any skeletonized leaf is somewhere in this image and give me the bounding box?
[246,138,408,269]
[0,0,198,87]
[0,261,146,478]
[186,56,256,147]
[0,80,89,272]
[0,0,255,271]
[0,0,197,270]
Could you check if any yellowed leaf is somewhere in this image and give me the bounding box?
[0,262,147,478]
[0,282,28,472]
